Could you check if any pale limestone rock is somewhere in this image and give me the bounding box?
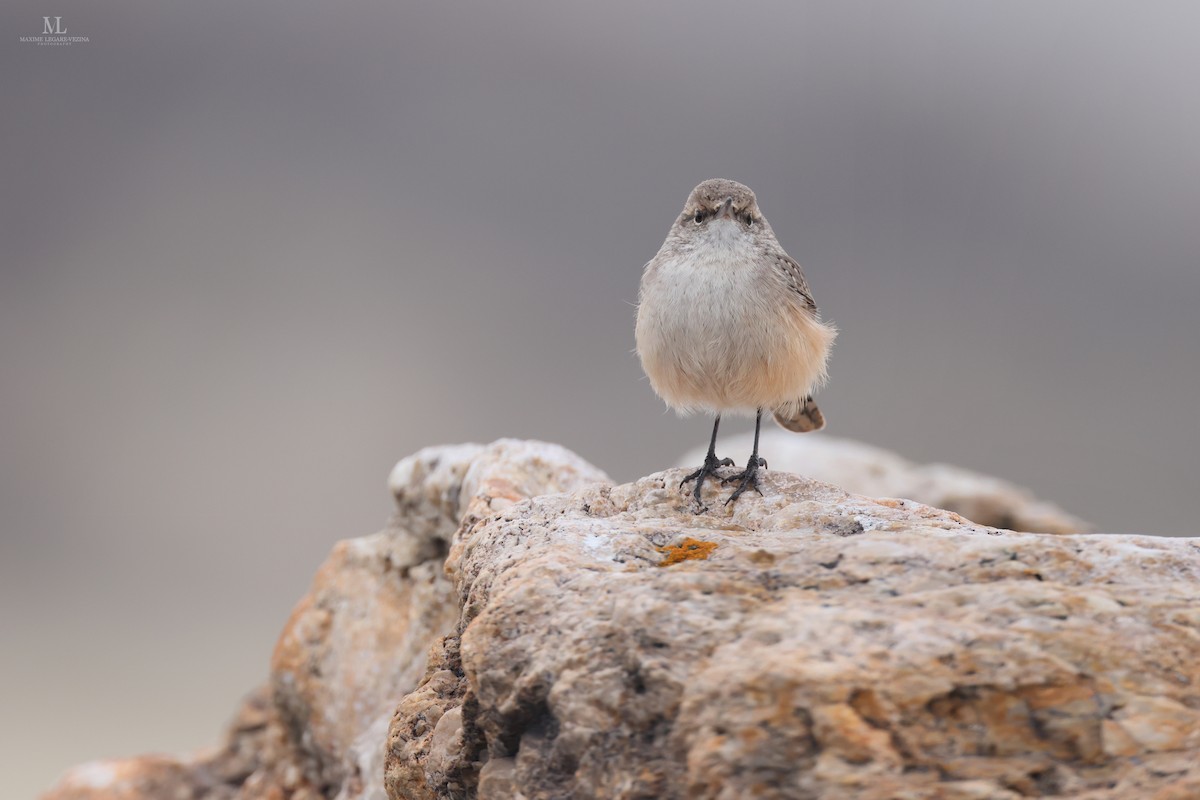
[42,439,1199,800]
[42,440,607,800]
[42,757,201,800]
[40,687,326,800]
[387,465,1199,799]
[684,431,1091,534]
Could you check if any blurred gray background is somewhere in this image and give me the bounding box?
[3,1,1198,795]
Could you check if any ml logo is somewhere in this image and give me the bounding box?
[19,14,87,44]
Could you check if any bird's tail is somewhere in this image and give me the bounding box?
[773,396,825,433]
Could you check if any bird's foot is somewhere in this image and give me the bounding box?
[680,454,735,511]
[723,456,767,505]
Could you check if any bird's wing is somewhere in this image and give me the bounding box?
[772,252,818,313]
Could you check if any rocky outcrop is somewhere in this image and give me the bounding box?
[43,438,1199,800]
[41,440,607,800]
[684,431,1091,534]
[43,687,307,800]
[386,463,1199,799]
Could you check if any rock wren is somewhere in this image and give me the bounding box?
[635,179,836,508]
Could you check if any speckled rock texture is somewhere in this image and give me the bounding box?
[387,464,1199,799]
[684,431,1092,534]
[41,687,316,800]
[43,439,1199,800]
[41,440,608,800]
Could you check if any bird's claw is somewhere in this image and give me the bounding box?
[680,455,735,510]
[723,456,767,505]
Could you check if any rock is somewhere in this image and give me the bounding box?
[40,688,325,800]
[41,440,608,800]
[43,439,1199,800]
[39,757,205,800]
[684,431,1091,534]
[267,443,502,794]
[386,465,1200,799]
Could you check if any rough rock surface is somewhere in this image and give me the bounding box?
[685,431,1091,534]
[44,439,1199,800]
[385,465,1200,799]
[41,440,608,800]
[42,687,313,800]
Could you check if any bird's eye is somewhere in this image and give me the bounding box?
[693,211,706,224]
[743,213,755,226]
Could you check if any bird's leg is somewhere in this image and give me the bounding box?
[680,415,735,510]
[724,408,768,504]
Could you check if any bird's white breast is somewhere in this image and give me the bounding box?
[635,221,831,415]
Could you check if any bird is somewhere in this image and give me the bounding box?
[635,179,836,509]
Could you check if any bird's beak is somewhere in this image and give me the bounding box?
[717,197,735,220]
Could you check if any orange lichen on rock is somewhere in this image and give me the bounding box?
[657,537,718,566]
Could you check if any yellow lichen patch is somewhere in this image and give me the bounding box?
[657,538,718,566]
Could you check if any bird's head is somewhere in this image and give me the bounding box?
[678,178,763,231]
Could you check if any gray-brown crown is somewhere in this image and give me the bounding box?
[682,179,759,217]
